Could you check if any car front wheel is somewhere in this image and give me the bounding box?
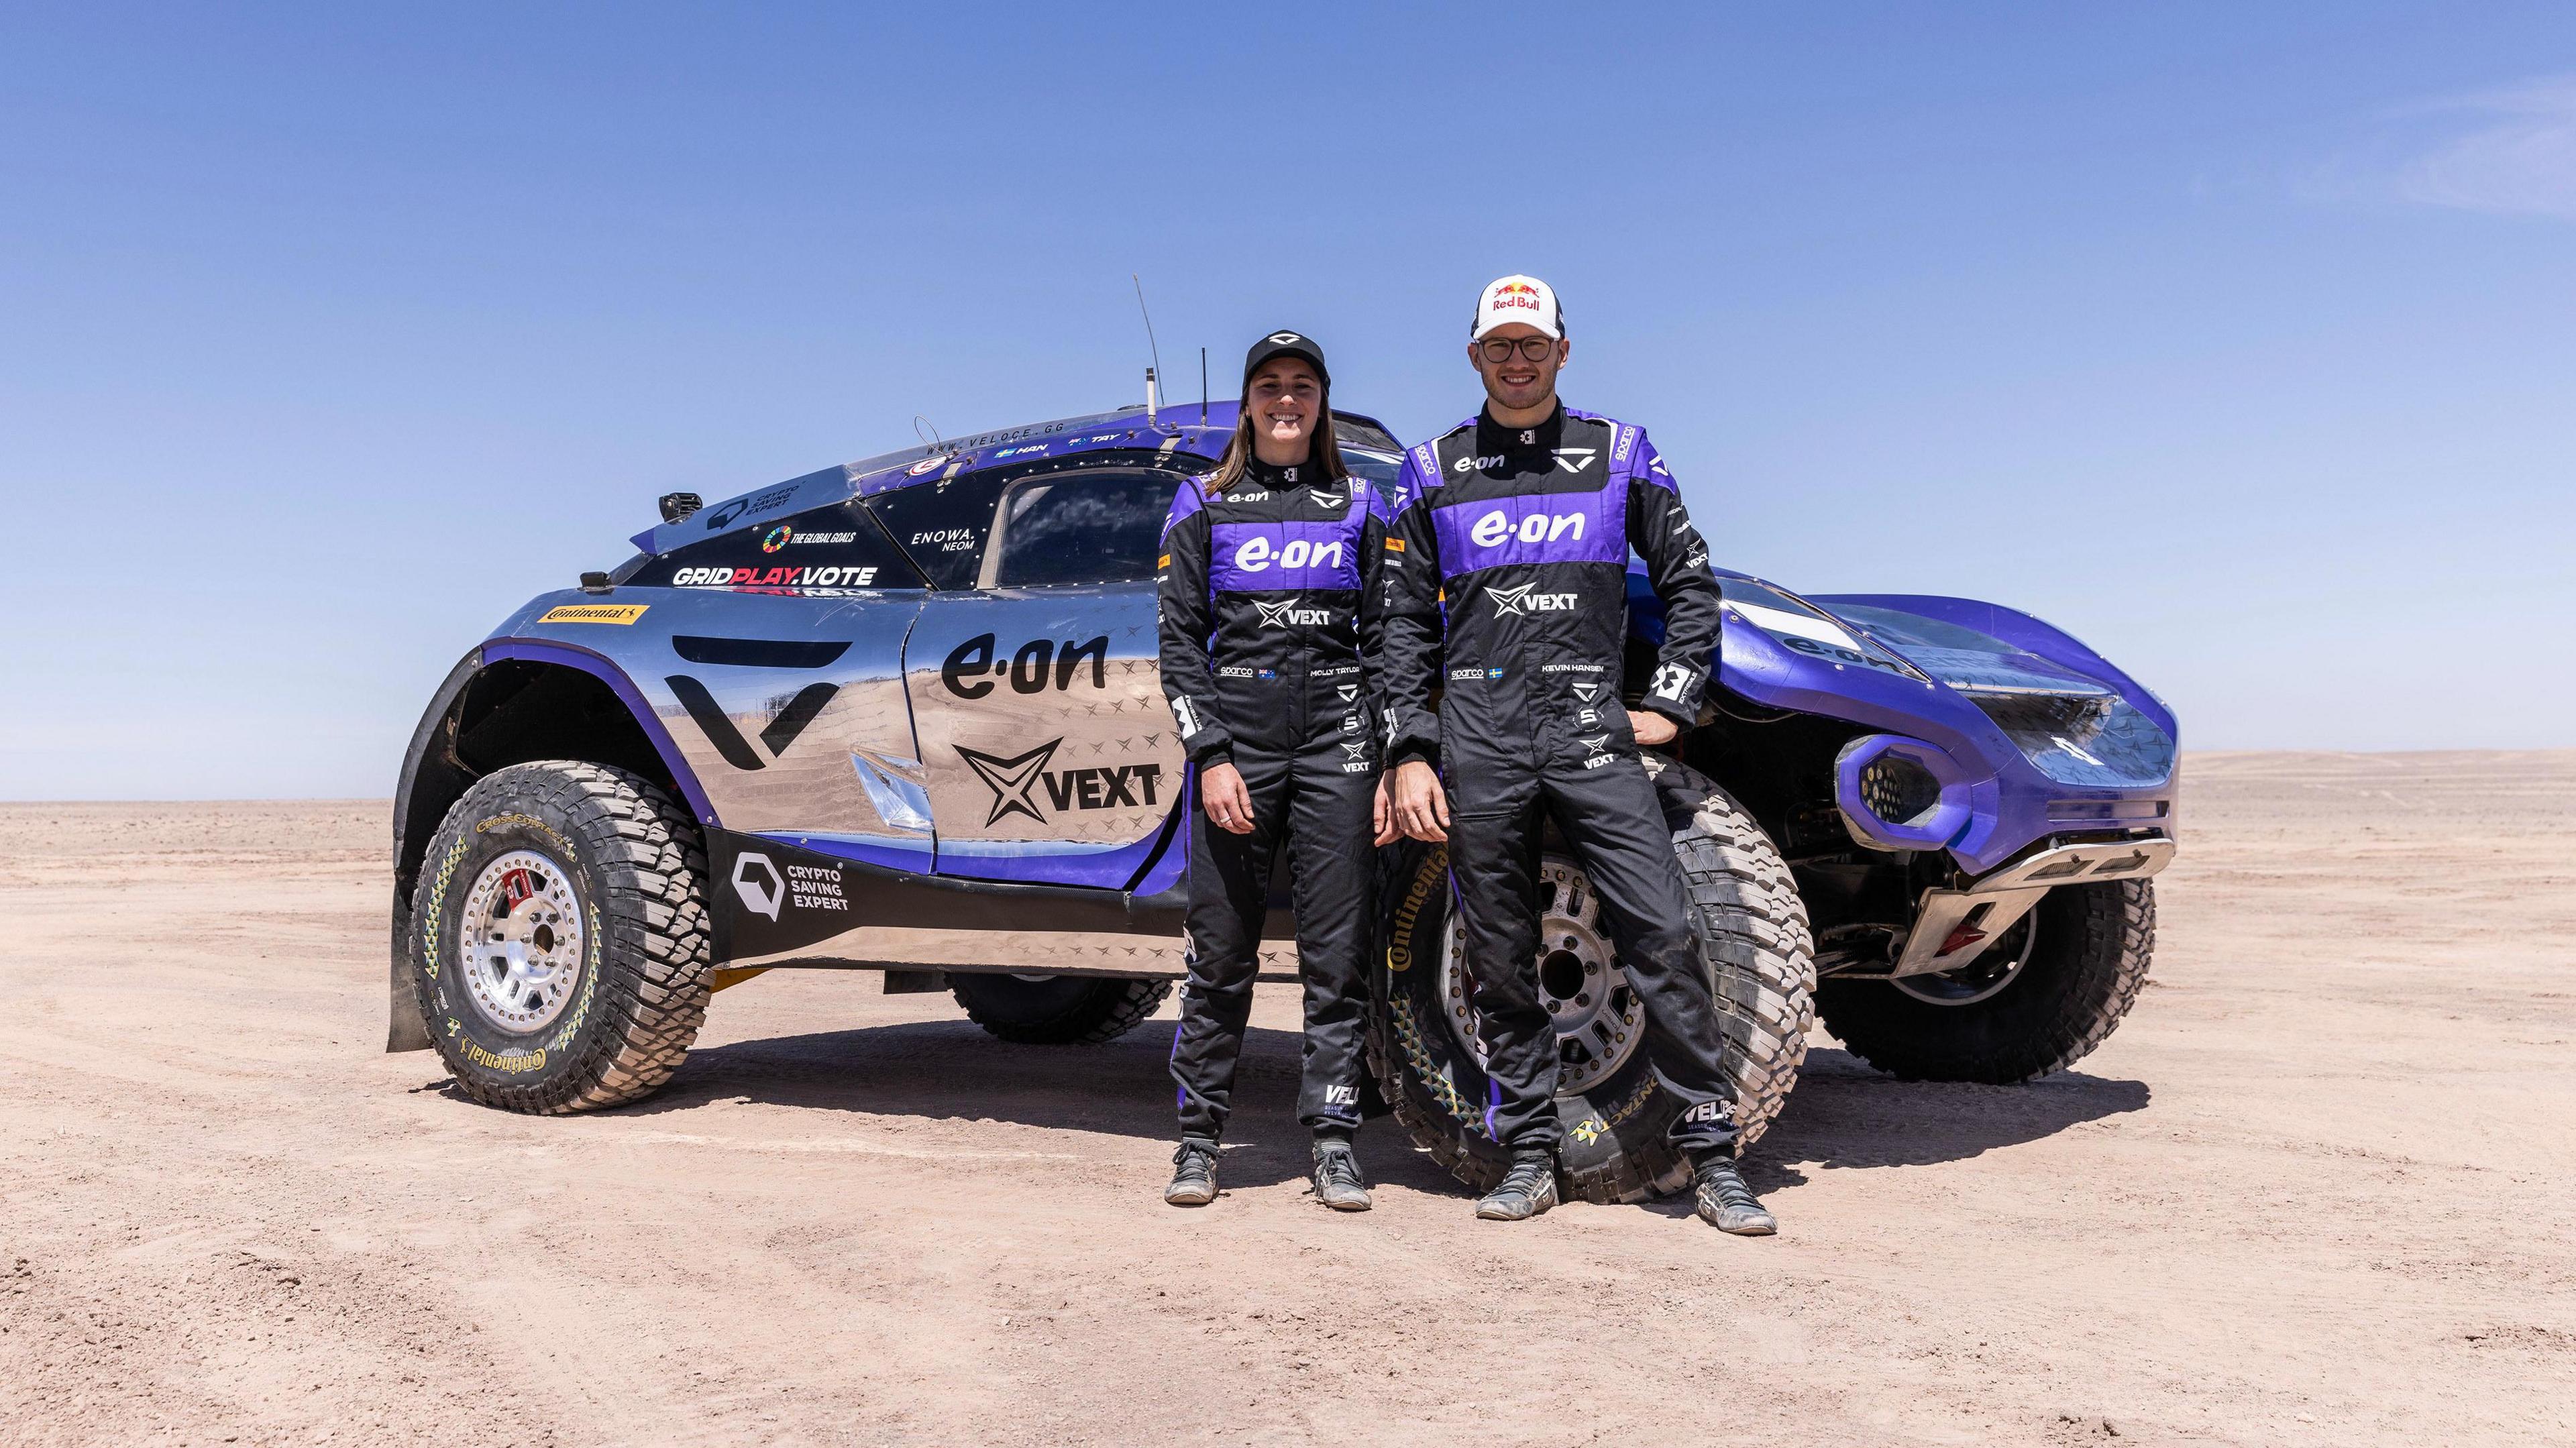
[408,761,713,1113]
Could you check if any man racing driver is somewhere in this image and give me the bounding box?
[1379,274,1776,1235]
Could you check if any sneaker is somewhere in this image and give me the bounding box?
[1311,1140,1373,1212]
[1165,1137,1219,1207]
[1474,1149,1558,1221]
[1691,1156,1776,1236]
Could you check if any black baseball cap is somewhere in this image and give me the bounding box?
[1242,330,1330,392]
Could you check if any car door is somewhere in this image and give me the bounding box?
[612,492,936,871]
[883,453,1195,887]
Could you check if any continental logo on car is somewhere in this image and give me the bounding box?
[537,603,649,625]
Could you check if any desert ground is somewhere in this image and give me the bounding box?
[2,751,2571,1447]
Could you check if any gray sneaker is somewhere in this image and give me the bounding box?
[1692,1157,1776,1236]
[1475,1150,1558,1222]
[1311,1141,1373,1212]
[1165,1137,1219,1207]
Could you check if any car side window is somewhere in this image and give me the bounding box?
[987,469,1175,588]
[864,470,1013,590]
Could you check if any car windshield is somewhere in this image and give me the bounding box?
[1340,448,1403,490]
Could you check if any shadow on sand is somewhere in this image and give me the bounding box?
[578,1017,2148,1200]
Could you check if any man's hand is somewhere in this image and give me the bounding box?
[1390,760,1449,843]
[1632,710,1680,748]
[1201,761,1254,834]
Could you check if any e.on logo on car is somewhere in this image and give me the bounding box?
[1229,537,1346,573]
[1470,510,1587,547]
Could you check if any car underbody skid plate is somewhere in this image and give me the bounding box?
[1879,836,2176,980]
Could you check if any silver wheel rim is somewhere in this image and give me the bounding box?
[1438,854,1646,1095]
[1892,909,2039,1007]
[457,849,586,1034]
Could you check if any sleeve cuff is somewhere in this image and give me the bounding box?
[1640,698,1697,729]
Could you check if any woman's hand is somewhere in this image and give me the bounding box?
[1201,761,1254,834]
[1389,760,1448,843]
[1373,773,1399,846]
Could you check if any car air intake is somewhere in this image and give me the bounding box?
[1858,751,1943,830]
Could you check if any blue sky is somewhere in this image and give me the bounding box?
[3,3,2571,798]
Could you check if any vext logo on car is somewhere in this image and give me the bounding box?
[955,738,1165,827]
[1228,537,1344,573]
[941,632,1111,700]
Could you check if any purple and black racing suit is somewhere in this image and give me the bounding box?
[1159,454,1391,1141]
[1381,403,1742,1156]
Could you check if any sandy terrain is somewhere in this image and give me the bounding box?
[2,752,2572,1447]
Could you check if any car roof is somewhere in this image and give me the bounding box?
[632,401,1401,555]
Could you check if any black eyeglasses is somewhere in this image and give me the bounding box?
[1478,336,1557,364]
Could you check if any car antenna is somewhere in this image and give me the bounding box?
[1132,273,1173,433]
[1199,346,1208,425]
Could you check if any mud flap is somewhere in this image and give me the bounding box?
[386,895,433,1052]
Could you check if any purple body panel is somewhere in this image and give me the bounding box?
[480,638,722,828]
[754,832,936,874]
[1629,570,2177,875]
[1811,592,2178,742]
[1430,485,1627,577]
[1207,520,1366,593]
[934,810,1177,887]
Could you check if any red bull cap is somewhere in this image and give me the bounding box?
[1472,274,1562,339]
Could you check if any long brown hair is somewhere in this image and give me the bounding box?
[1206,368,1350,493]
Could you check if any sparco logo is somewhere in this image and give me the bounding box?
[1469,509,1586,547]
[1254,600,1334,628]
[1487,583,1578,616]
[941,632,1110,700]
[956,738,1166,827]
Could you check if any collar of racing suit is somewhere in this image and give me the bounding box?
[1237,449,1327,492]
[1475,400,1566,454]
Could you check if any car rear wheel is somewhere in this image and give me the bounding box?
[949,972,1172,1044]
[1815,879,2154,1083]
[1370,756,1815,1203]
[408,761,713,1113]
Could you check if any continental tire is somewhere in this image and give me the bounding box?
[1815,878,2153,1084]
[949,974,1173,1044]
[1369,756,1816,1205]
[407,761,712,1113]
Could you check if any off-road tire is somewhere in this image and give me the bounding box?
[949,974,1172,1044]
[407,761,712,1113]
[1369,755,1816,1204]
[1816,878,2154,1083]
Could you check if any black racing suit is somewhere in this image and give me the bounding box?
[1381,404,1741,1156]
[1159,454,1391,1141]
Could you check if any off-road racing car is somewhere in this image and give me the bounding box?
[388,400,2177,1201]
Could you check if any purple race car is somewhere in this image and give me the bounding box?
[388,399,2176,1201]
